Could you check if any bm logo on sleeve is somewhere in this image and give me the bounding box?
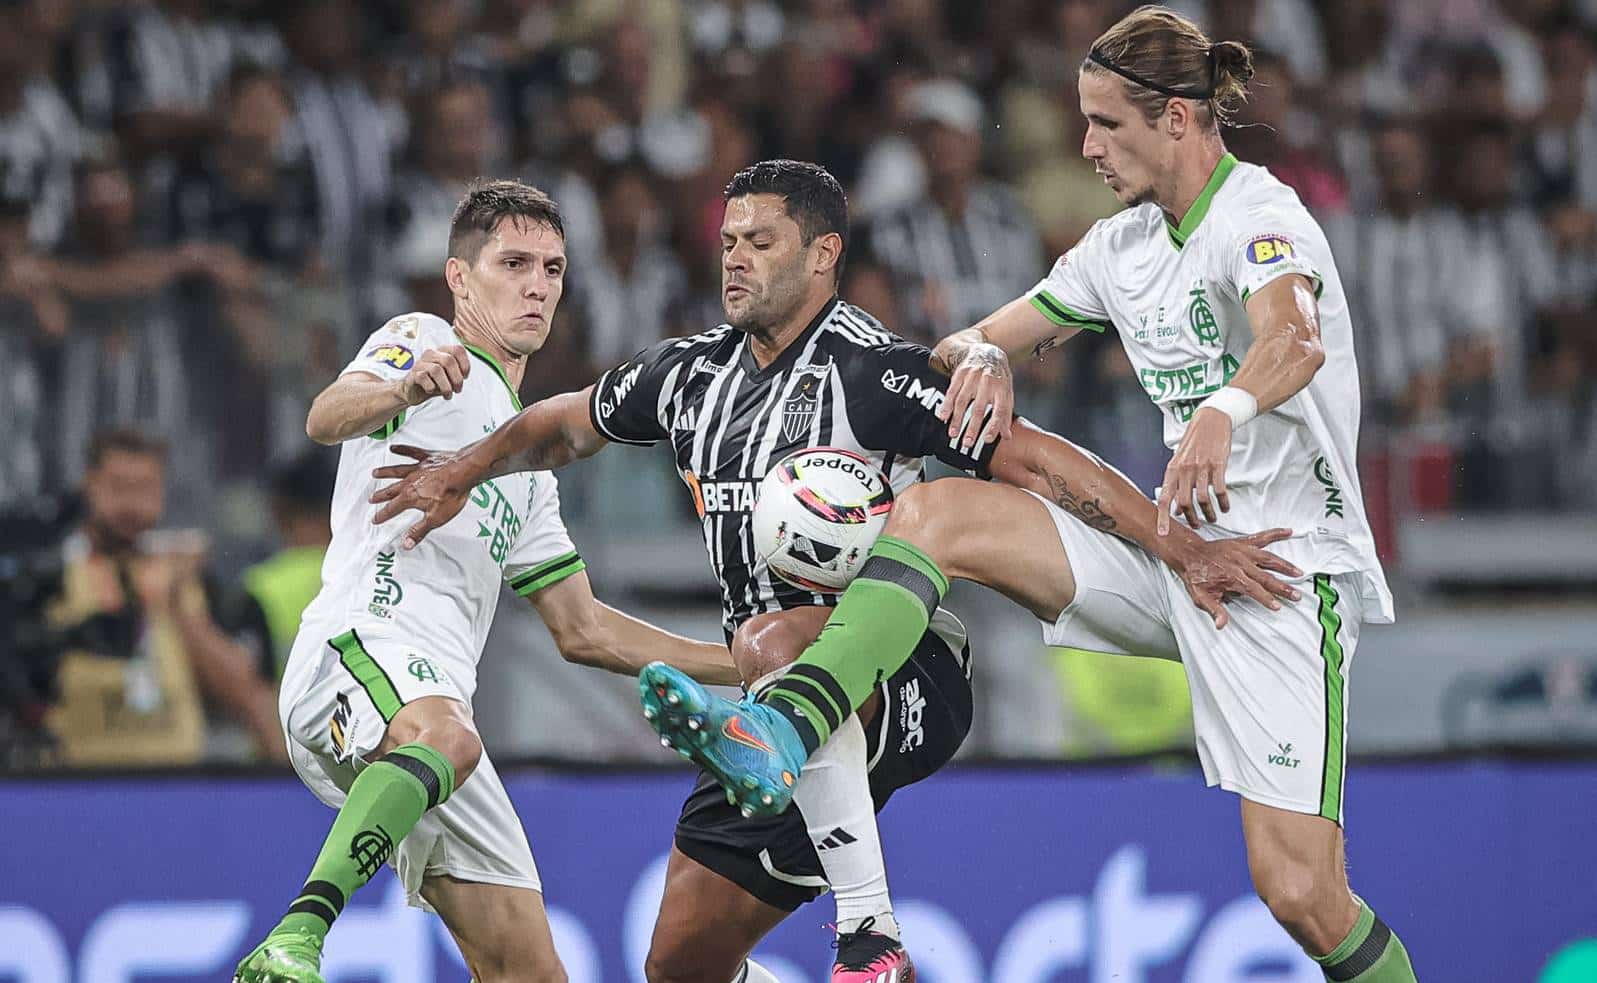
[1245,234,1296,265]
[365,343,416,371]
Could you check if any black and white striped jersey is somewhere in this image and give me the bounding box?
[589,297,996,637]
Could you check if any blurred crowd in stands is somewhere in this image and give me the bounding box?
[5,0,1597,767]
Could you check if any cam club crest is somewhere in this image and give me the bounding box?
[782,369,825,442]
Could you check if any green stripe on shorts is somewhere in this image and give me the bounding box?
[330,629,405,722]
[1314,574,1347,822]
[509,551,586,596]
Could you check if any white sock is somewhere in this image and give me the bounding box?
[790,713,896,933]
[736,958,781,982]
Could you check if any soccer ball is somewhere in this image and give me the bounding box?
[752,447,894,593]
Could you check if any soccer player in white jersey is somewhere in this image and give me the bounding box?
[234,181,743,983]
[638,8,1420,983]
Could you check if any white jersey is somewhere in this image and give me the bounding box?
[1028,154,1393,623]
[286,313,583,701]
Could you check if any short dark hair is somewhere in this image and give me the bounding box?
[723,159,849,280]
[87,427,168,469]
[448,179,564,265]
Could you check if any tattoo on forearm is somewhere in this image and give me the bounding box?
[1045,471,1117,533]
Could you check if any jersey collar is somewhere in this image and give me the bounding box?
[738,295,839,382]
[1166,152,1238,251]
[457,339,524,411]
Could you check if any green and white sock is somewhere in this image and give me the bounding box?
[275,743,456,940]
[762,536,948,754]
[1314,899,1418,982]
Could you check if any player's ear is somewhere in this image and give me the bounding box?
[811,232,843,280]
[1166,97,1192,138]
[444,256,469,299]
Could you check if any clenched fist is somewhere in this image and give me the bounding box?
[395,344,471,406]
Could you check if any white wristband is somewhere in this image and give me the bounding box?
[1199,386,1258,428]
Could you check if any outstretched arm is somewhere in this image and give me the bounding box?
[989,417,1303,621]
[527,570,742,686]
[370,387,607,549]
[306,346,473,445]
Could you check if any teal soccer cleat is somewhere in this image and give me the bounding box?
[639,661,808,817]
[233,926,325,983]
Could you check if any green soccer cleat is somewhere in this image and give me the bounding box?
[639,661,808,818]
[233,926,326,983]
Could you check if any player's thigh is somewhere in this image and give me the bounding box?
[282,627,472,771]
[421,875,566,983]
[1169,571,1362,823]
[1025,491,1181,660]
[888,477,1076,621]
[646,846,789,983]
[1239,797,1348,902]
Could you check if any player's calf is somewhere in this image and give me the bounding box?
[236,699,474,983]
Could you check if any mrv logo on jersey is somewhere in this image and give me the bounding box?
[880,370,945,412]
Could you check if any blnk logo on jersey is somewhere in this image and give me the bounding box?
[369,551,403,619]
[1313,456,1346,518]
[880,370,945,413]
[1245,234,1296,265]
[365,344,415,371]
[681,470,758,518]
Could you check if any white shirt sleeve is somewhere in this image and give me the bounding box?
[1024,221,1114,334]
[340,313,446,382]
[502,473,585,597]
[1218,205,1326,306]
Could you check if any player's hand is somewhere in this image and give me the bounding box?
[394,345,470,406]
[1156,406,1234,534]
[369,445,478,549]
[1174,528,1302,629]
[936,342,1014,452]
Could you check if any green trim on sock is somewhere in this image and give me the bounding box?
[763,542,947,749]
[387,742,458,805]
[1315,573,1347,822]
[870,536,950,596]
[1315,901,1417,982]
[1317,902,1376,966]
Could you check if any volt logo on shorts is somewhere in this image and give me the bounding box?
[1268,742,1301,769]
[722,716,774,753]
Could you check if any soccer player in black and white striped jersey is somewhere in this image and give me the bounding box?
[372,160,1294,983]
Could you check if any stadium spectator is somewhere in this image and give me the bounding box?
[860,78,1043,343]
[220,451,337,682]
[281,0,401,280]
[1225,49,1349,215]
[44,428,285,766]
[0,196,57,506]
[0,0,91,250]
[1323,119,1450,426]
[583,166,692,366]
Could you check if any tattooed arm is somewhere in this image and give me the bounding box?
[986,418,1303,612]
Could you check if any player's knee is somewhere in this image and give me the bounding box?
[731,607,830,684]
[387,698,483,781]
[472,955,567,983]
[882,480,960,562]
[642,945,700,983]
[1251,857,1326,934]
